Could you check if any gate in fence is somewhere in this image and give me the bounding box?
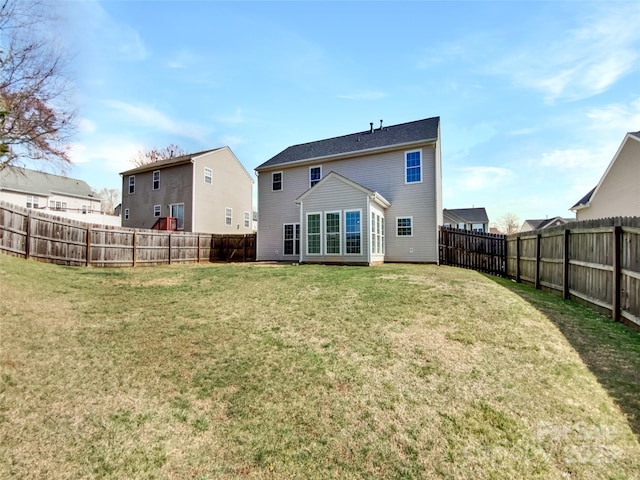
[439,227,507,276]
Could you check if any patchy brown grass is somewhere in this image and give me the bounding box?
[1,254,639,479]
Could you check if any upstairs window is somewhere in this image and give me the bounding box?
[405,150,422,184]
[204,167,212,185]
[152,170,160,190]
[309,166,322,187]
[128,175,135,194]
[225,207,232,226]
[272,171,282,191]
[244,211,250,228]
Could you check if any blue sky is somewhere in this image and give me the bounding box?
[53,0,640,225]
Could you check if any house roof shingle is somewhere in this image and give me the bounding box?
[119,148,222,176]
[571,187,596,209]
[256,117,440,171]
[0,166,98,200]
[443,207,489,223]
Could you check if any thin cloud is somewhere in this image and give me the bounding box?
[455,166,512,191]
[495,4,640,102]
[104,100,209,143]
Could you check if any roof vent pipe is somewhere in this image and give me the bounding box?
[380,119,383,130]
[370,122,374,133]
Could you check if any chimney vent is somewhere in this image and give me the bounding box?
[370,122,374,133]
[380,119,383,130]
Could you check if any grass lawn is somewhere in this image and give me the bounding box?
[1,254,639,479]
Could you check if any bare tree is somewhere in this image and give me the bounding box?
[498,212,521,235]
[131,144,186,167]
[0,0,75,171]
[96,187,120,215]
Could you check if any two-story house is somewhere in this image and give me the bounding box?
[0,166,117,224]
[120,147,254,233]
[255,117,442,265]
[571,131,640,220]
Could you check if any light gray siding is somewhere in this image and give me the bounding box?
[192,149,254,233]
[257,141,439,262]
[298,175,370,264]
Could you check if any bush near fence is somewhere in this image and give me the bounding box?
[0,201,255,266]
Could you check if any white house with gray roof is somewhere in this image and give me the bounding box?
[571,131,640,220]
[255,117,442,265]
[0,166,119,224]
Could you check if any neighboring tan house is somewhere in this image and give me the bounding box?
[443,207,489,232]
[120,147,254,233]
[520,217,574,232]
[255,117,442,265]
[571,131,640,220]
[0,166,118,224]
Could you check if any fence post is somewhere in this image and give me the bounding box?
[133,231,137,267]
[612,226,622,322]
[197,234,201,263]
[535,233,541,290]
[515,236,521,283]
[25,211,31,259]
[168,234,172,265]
[563,229,570,299]
[86,226,91,267]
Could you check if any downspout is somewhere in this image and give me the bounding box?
[366,195,371,265]
[191,162,197,232]
[298,200,304,264]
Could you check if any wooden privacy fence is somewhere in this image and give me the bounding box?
[439,227,507,276]
[507,217,640,329]
[0,201,256,266]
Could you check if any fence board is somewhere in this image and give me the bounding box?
[439,227,506,275]
[0,201,256,267]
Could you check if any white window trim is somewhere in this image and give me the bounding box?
[344,209,362,256]
[396,216,414,237]
[324,210,341,256]
[371,208,385,255]
[283,223,300,256]
[309,165,322,188]
[225,207,232,226]
[128,175,135,194]
[404,149,423,184]
[244,211,250,228]
[204,167,213,185]
[153,204,161,217]
[152,170,160,190]
[306,212,322,256]
[26,195,39,208]
[272,171,283,191]
[124,208,130,220]
[169,203,185,230]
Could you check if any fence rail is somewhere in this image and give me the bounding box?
[440,217,640,329]
[0,201,256,266]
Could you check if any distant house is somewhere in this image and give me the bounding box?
[571,131,640,220]
[0,166,115,224]
[120,147,254,233]
[520,217,574,232]
[255,117,442,265]
[443,208,489,232]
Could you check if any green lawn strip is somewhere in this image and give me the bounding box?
[1,255,639,479]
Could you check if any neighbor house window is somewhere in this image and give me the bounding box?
[50,200,67,211]
[82,205,89,214]
[397,216,413,236]
[371,211,385,254]
[152,170,160,190]
[26,195,39,208]
[124,208,130,220]
[154,204,161,217]
[457,223,466,230]
[325,211,341,255]
[170,203,184,230]
[472,223,485,232]
[307,213,321,255]
[345,210,361,255]
[309,166,322,187]
[272,171,282,191]
[204,167,212,185]
[128,175,135,194]
[405,150,422,184]
[244,211,250,228]
[225,207,232,226]
[283,223,300,256]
